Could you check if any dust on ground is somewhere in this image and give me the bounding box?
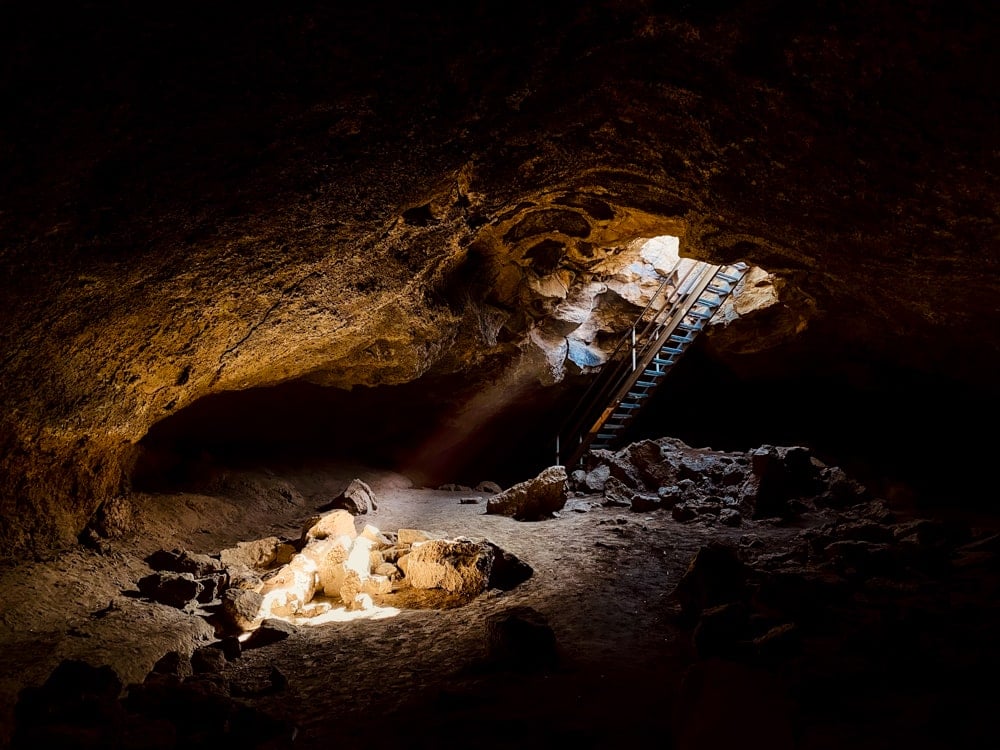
[1,457,998,749]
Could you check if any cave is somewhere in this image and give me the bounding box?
[1,1,998,748]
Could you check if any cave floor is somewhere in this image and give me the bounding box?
[2,459,1000,749]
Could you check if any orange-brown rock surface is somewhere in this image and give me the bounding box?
[0,1,997,558]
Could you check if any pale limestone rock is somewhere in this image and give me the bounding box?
[405,539,495,595]
[304,510,358,541]
[527,269,573,299]
[639,235,681,276]
[374,561,400,579]
[348,593,374,612]
[305,534,353,598]
[551,281,604,329]
[362,574,392,595]
[219,537,288,571]
[331,536,375,604]
[259,554,319,616]
[527,325,569,383]
[360,524,393,548]
[398,529,432,545]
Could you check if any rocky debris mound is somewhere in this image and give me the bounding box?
[569,437,870,524]
[12,655,296,750]
[135,510,532,637]
[486,465,568,521]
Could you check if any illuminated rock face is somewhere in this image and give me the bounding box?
[0,1,996,557]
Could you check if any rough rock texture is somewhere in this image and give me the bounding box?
[0,2,997,560]
[486,466,568,520]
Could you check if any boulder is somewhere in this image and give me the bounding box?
[486,466,567,521]
[322,478,377,515]
[405,539,495,595]
[220,588,264,633]
[303,510,358,541]
[219,537,295,571]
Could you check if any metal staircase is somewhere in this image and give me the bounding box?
[555,259,748,469]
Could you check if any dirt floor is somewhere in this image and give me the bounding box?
[2,454,999,749]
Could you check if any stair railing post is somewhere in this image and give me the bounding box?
[631,327,637,371]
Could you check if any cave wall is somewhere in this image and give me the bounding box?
[0,0,997,557]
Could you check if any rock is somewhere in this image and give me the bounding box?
[740,445,822,519]
[242,618,297,650]
[191,646,227,674]
[323,478,377,515]
[215,636,242,662]
[630,492,661,512]
[303,510,358,541]
[484,606,559,672]
[438,483,472,491]
[151,651,192,678]
[459,496,481,504]
[672,503,697,522]
[583,463,610,492]
[602,475,632,507]
[219,537,295,571]
[145,548,224,577]
[486,466,567,521]
[404,539,495,595]
[259,553,320,617]
[474,481,503,494]
[563,498,596,512]
[220,588,264,633]
[137,571,203,609]
[12,660,126,748]
[719,508,742,527]
[398,528,432,545]
[483,541,534,590]
[672,542,749,623]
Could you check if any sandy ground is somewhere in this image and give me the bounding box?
[2,457,999,749]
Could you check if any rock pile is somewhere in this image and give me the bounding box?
[569,437,870,524]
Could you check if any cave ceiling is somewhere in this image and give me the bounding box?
[0,0,997,555]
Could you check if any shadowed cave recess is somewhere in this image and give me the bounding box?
[1,1,999,749]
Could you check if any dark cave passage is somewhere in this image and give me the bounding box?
[132,372,581,492]
[626,340,994,511]
[132,341,989,511]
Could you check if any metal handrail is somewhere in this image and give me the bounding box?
[555,259,717,465]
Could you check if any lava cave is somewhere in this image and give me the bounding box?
[1,1,998,749]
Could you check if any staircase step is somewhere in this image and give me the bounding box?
[715,271,742,283]
[625,391,650,399]
[660,346,685,355]
[652,357,677,367]
[634,380,658,388]
[706,282,733,295]
[602,423,624,430]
